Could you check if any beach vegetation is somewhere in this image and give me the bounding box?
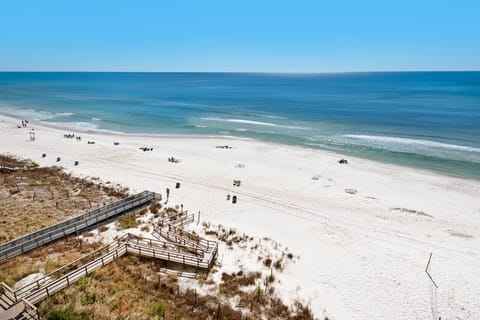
[45,306,91,320]
[273,258,284,271]
[147,302,167,317]
[98,225,109,233]
[149,201,162,214]
[117,212,138,229]
[77,276,91,289]
[263,257,272,267]
[28,179,39,186]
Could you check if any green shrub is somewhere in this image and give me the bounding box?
[45,307,91,320]
[148,302,167,317]
[83,292,96,305]
[77,276,90,289]
[117,212,138,229]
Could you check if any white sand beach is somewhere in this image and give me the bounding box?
[1,114,479,319]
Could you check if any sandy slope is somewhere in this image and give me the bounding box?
[1,114,479,319]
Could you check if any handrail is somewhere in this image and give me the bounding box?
[1,282,16,303]
[14,238,125,297]
[24,245,128,305]
[163,223,216,249]
[158,213,194,227]
[155,227,205,254]
[12,234,212,303]
[0,191,159,261]
[130,236,205,257]
[0,191,147,251]
[21,298,39,320]
[22,239,209,304]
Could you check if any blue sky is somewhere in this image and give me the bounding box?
[1,0,479,72]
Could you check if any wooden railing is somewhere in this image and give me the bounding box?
[19,299,39,320]
[0,282,16,306]
[13,238,125,298]
[158,212,194,227]
[164,223,216,250]
[0,191,161,261]
[0,192,144,251]
[128,236,205,257]
[24,244,128,305]
[6,233,216,309]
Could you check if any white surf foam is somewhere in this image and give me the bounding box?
[343,135,480,153]
[200,117,309,130]
[0,106,75,122]
[45,121,99,131]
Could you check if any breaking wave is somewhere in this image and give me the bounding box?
[200,117,309,130]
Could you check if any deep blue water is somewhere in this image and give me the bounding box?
[0,72,479,179]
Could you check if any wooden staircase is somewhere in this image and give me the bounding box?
[0,214,217,319]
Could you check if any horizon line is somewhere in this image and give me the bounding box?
[0,70,479,74]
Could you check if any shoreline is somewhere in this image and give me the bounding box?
[1,112,478,183]
[1,112,480,319]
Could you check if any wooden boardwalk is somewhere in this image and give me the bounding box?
[0,190,161,262]
[153,213,218,269]
[0,209,218,319]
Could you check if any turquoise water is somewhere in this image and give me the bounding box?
[0,72,479,179]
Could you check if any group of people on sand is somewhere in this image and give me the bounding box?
[168,156,180,163]
[140,147,153,152]
[64,133,82,141]
[216,145,232,149]
[20,120,29,127]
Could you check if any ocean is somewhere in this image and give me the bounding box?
[0,72,479,179]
